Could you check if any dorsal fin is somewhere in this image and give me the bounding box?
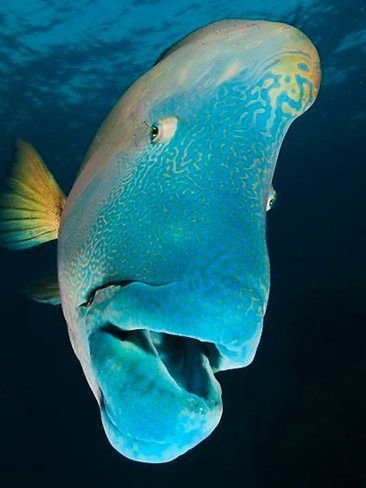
[153,22,222,66]
[153,30,195,66]
[0,140,66,250]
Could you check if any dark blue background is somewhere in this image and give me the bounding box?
[0,1,365,487]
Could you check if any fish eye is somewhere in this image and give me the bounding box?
[150,123,160,143]
[266,188,277,211]
[149,117,178,144]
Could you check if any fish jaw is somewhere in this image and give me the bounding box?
[80,276,265,462]
[88,324,222,463]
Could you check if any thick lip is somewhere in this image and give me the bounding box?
[99,389,222,464]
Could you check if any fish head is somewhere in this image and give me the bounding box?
[59,20,321,463]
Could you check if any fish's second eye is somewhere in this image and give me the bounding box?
[149,117,178,145]
[266,187,277,211]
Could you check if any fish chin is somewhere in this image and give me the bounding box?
[88,327,222,463]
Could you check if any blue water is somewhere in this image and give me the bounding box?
[0,1,365,486]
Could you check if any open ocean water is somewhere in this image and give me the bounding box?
[0,1,365,487]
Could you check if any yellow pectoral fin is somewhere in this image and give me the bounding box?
[0,140,66,250]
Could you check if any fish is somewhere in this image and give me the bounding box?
[0,19,321,463]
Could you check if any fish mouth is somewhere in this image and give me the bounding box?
[82,277,264,369]
[84,280,224,462]
[101,323,221,395]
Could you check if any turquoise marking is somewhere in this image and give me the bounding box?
[298,62,310,71]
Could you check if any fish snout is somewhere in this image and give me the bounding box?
[83,277,265,461]
[88,324,222,463]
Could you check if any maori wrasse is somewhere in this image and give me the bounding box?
[0,20,321,463]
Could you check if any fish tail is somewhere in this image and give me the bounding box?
[0,140,66,250]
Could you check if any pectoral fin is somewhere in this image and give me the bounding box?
[25,273,61,306]
[0,140,66,250]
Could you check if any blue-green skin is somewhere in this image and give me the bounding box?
[58,20,321,463]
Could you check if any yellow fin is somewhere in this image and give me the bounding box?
[0,140,66,250]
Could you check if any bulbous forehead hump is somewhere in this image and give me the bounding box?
[129,19,321,123]
[158,19,311,62]
[155,19,321,86]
